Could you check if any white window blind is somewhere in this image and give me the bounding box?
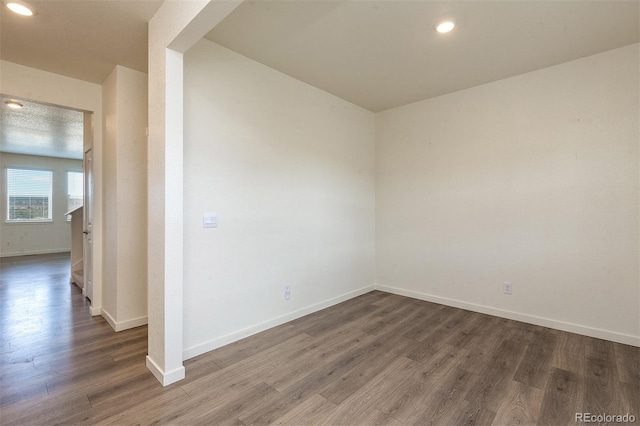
[6,168,53,221]
[67,171,83,217]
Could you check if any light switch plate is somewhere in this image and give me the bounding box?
[203,212,217,228]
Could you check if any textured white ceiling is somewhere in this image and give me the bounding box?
[0,94,84,160]
[206,0,640,112]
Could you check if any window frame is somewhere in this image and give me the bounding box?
[65,169,84,222]
[4,166,55,224]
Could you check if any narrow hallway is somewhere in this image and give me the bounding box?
[0,253,151,424]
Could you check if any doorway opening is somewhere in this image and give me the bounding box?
[0,93,94,307]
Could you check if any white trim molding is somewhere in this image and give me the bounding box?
[102,309,148,332]
[146,355,186,386]
[0,249,70,258]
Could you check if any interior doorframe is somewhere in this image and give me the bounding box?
[82,112,99,314]
[0,60,104,317]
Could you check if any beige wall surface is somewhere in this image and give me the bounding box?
[102,67,118,318]
[101,65,148,331]
[115,66,148,326]
[182,39,376,358]
[0,153,82,257]
[375,44,640,344]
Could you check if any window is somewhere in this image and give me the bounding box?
[6,168,53,222]
[66,171,83,220]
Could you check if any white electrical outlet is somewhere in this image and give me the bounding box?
[284,284,291,300]
[503,282,512,295]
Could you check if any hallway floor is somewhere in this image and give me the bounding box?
[0,253,151,424]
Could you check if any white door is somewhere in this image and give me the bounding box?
[83,148,94,301]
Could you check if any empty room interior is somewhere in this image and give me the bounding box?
[0,1,638,425]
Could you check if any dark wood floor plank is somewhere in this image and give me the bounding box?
[2,390,91,426]
[0,378,49,408]
[371,292,421,311]
[207,323,302,368]
[582,355,623,417]
[179,352,223,385]
[375,343,468,422]
[93,387,192,426]
[317,332,413,404]
[491,380,544,425]
[360,300,423,335]
[146,381,279,425]
[463,338,527,409]
[237,330,401,425]
[552,332,587,375]
[44,354,147,397]
[319,355,417,422]
[85,368,161,408]
[272,393,338,425]
[405,308,469,362]
[619,382,640,418]
[538,367,582,426]
[264,328,376,392]
[181,332,314,399]
[56,382,181,425]
[446,311,492,348]
[288,290,386,334]
[454,315,514,374]
[613,342,640,386]
[513,330,557,389]
[321,405,402,426]
[439,396,497,426]
[404,366,476,425]
[401,304,449,341]
[296,302,381,337]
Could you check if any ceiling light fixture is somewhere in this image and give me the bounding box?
[436,20,455,33]
[6,1,34,16]
[5,100,24,109]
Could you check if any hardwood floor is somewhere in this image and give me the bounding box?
[1,254,638,425]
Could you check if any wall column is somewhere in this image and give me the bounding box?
[146,0,242,386]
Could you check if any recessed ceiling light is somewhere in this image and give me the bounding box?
[6,1,34,16]
[5,100,24,109]
[436,21,455,33]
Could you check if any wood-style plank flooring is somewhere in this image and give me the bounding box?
[1,253,638,425]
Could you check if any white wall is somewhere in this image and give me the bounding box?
[103,68,118,317]
[0,60,104,314]
[101,65,148,332]
[0,153,82,257]
[182,39,376,358]
[376,44,640,345]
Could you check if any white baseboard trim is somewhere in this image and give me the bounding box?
[0,249,70,258]
[89,305,101,316]
[116,315,148,331]
[71,259,83,271]
[375,284,640,348]
[102,308,117,331]
[102,309,148,332]
[182,284,375,360]
[146,355,185,386]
